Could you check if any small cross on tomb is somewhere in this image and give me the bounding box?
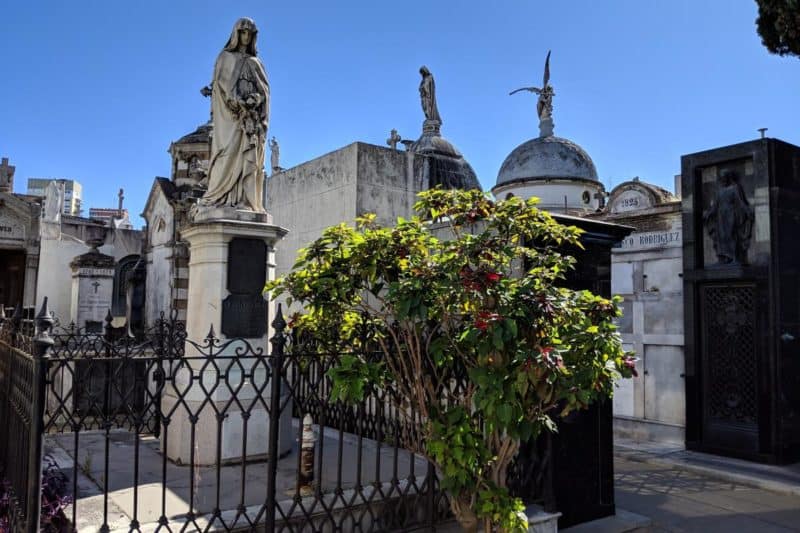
[0,157,15,192]
[386,129,402,151]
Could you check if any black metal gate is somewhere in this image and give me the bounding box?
[699,283,760,454]
[0,300,450,532]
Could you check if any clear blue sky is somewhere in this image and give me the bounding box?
[2,1,798,227]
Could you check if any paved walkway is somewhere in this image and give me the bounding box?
[612,441,800,532]
[46,425,428,532]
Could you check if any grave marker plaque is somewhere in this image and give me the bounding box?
[222,238,268,338]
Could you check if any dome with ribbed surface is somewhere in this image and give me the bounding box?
[175,122,212,145]
[496,135,598,186]
[412,123,480,191]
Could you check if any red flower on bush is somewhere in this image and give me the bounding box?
[484,272,502,283]
[623,356,638,377]
[459,265,484,291]
[474,311,502,331]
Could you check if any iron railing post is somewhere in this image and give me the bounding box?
[28,298,54,533]
[11,302,22,335]
[265,304,286,533]
[427,460,436,530]
[100,309,115,533]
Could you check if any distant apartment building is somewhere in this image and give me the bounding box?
[27,178,82,215]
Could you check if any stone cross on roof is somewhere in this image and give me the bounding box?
[0,157,15,193]
[386,129,402,151]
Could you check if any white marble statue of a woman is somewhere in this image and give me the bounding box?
[201,18,270,212]
[43,180,65,223]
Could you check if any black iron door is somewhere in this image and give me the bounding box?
[699,283,759,454]
[0,249,25,308]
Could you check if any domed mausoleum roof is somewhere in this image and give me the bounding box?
[175,121,212,145]
[412,126,480,190]
[496,135,598,186]
[496,51,599,188]
[410,66,480,191]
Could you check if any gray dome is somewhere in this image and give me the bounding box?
[496,136,598,186]
[413,129,480,191]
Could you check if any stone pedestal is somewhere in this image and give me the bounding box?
[69,248,115,331]
[162,208,292,465]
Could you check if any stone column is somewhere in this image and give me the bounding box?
[161,208,292,465]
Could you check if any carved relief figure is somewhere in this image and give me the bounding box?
[704,169,754,265]
[201,18,270,212]
[419,66,441,124]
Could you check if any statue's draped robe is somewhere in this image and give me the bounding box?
[43,181,64,223]
[419,74,441,123]
[204,49,270,211]
[705,181,753,264]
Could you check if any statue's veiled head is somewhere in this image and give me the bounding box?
[224,17,259,56]
[720,169,739,186]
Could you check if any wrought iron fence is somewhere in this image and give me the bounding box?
[0,300,451,532]
[0,302,50,533]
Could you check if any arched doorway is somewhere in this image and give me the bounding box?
[0,248,25,308]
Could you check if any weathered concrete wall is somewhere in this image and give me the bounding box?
[36,227,144,324]
[266,142,428,313]
[268,143,359,277]
[36,233,87,322]
[144,190,175,326]
[103,227,143,262]
[355,144,425,225]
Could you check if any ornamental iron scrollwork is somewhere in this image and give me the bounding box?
[702,285,758,424]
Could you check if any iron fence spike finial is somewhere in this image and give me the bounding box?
[12,302,22,320]
[272,303,286,331]
[206,323,217,340]
[36,296,51,320]
[35,296,55,334]
[105,309,114,324]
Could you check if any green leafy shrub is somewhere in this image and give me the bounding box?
[268,188,635,532]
